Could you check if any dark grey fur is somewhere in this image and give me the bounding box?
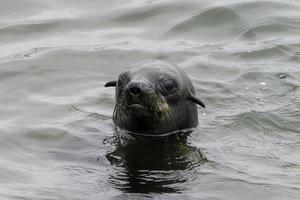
[105,60,205,135]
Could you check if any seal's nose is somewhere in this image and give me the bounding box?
[128,82,142,96]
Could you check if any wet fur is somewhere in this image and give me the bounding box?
[105,60,205,135]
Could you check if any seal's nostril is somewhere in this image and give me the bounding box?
[129,85,141,96]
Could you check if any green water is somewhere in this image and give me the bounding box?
[0,0,299,199]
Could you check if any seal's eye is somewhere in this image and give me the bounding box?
[161,79,176,94]
[118,74,128,89]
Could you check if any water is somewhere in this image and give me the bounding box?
[0,0,300,199]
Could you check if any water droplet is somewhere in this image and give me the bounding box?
[260,82,266,86]
[279,74,287,79]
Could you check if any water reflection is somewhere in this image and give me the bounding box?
[106,133,208,193]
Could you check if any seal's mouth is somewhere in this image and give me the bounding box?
[127,103,146,111]
[126,103,151,117]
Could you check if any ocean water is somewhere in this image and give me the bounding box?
[0,0,299,199]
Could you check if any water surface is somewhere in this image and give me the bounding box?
[0,0,300,199]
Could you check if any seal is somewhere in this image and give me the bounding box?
[105,60,205,135]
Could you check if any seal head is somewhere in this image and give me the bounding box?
[105,60,205,135]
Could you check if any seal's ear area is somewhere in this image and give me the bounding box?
[188,93,206,108]
[104,80,117,87]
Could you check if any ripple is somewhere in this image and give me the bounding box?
[20,127,75,150]
[231,17,300,43]
[0,20,61,40]
[107,138,208,193]
[164,6,244,42]
[110,2,194,24]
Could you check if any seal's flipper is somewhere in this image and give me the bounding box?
[105,80,117,87]
[188,93,205,108]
